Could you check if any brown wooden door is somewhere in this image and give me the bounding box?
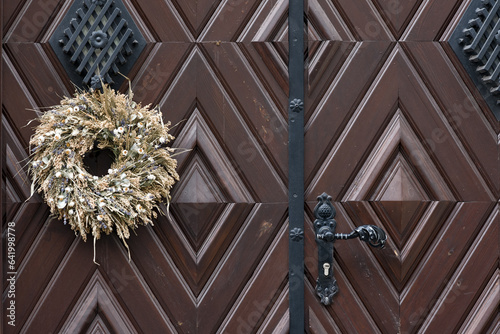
[2,1,499,334]
[303,0,499,333]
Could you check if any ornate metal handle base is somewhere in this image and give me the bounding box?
[313,193,387,305]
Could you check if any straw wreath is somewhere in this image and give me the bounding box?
[28,84,179,262]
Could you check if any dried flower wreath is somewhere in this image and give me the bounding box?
[28,84,179,263]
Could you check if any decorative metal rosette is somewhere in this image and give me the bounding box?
[289,227,304,242]
[289,98,304,113]
[28,84,179,252]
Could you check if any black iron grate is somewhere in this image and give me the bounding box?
[50,0,146,90]
[450,0,500,120]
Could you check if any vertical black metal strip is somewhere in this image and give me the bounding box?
[288,0,304,332]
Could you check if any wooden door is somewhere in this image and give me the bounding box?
[303,0,499,333]
[1,1,499,334]
[2,0,289,333]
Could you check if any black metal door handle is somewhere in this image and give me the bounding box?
[313,193,387,305]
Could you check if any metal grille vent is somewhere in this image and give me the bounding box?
[450,0,500,120]
[50,0,146,90]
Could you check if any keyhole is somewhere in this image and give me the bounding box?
[323,263,330,276]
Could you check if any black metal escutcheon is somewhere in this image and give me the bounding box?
[313,193,387,305]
